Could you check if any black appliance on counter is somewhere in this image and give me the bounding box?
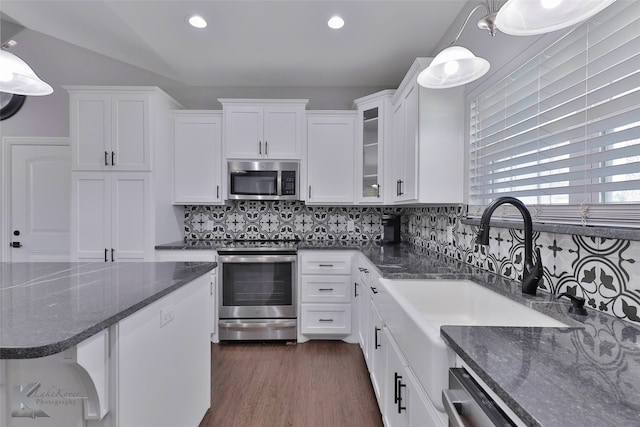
[381,215,401,243]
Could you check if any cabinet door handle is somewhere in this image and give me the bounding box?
[216,185,220,199]
[111,151,115,166]
[398,379,406,414]
[318,264,334,267]
[104,248,108,262]
[377,184,381,198]
[318,288,334,291]
[354,282,359,298]
[258,141,262,155]
[111,248,115,262]
[319,318,334,322]
[394,372,401,403]
[396,179,400,196]
[374,327,381,349]
[308,185,311,199]
[105,151,109,166]
[358,267,369,273]
[371,286,378,294]
[265,141,268,156]
[398,180,404,196]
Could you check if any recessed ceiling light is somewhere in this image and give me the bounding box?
[327,15,344,30]
[188,15,207,29]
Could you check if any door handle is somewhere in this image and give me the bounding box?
[216,185,220,199]
[105,151,109,166]
[370,286,378,294]
[265,141,268,156]
[374,327,381,349]
[9,242,22,248]
[104,248,108,262]
[111,151,115,166]
[259,141,262,155]
[376,184,381,198]
[111,248,115,262]
[354,282,359,298]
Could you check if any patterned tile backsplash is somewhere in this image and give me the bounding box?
[184,201,403,242]
[183,201,640,325]
[401,205,640,326]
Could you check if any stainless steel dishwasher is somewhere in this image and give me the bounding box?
[443,368,517,427]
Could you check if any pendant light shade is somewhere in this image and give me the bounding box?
[417,46,490,89]
[0,49,53,96]
[496,0,617,36]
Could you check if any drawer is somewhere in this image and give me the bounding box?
[300,304,352,335]
[300,253,352,275]
[301,276,351,303]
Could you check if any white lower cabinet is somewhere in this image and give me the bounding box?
[370,297,385,402]
[383,328,444,427]
[299,251,355,342]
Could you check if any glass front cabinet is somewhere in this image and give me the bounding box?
[354,90,394,204]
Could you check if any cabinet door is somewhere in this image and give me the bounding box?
[112,94,151,171]
[370,299,385,401]
[70,93,111,171]
[224,105,263,158]
[384,328,409,427]
[71,173,111,260]
[263,106,303,159]
[358,106,384,203]
[173,115,223,204]
[306,115,355,204]
[390,101,405,203]
[401,85,418,202]
[111,174,151,261]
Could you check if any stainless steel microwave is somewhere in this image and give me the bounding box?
[228,160,299,201]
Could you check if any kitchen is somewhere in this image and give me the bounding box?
[1,1,640,426]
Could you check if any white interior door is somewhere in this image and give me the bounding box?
[8,139,71,261]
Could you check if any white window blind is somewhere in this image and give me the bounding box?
[469,0,640,226]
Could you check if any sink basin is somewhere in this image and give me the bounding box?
[383,279,567,330]
[376,279,567,414]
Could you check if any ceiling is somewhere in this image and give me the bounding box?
[0,0,470,88]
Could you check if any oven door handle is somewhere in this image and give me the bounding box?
[217,254,297,263]
[219,320,297,330]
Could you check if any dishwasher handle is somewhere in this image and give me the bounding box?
[442,388,471,427]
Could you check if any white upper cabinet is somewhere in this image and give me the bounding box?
[68,89,152,171]
[354,90,394,204]
[306,112,356,205]
[389,58,465,204]
[172,111,223,205]
[220,99,308,160]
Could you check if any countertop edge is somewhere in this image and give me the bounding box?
[0,263,217,359]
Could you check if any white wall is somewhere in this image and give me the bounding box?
[0,27,387,141]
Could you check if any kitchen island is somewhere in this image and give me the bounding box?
[0,261,216,427]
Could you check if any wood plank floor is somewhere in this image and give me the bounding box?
[198,341,383,427]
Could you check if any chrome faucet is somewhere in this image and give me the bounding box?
[476,197,543,296]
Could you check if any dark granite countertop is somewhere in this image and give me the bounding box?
[0,262,216,359]
[155,239,640,426]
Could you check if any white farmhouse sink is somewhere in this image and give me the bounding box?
[376,279,567,414]
[384,279,567,330]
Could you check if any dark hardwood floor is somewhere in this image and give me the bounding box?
[198,341,383,427]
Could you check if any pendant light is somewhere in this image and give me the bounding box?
[417,3,496,89]
[496,0,617,36]
[0,41,53,96]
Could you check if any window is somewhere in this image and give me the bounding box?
[469,1,640,226]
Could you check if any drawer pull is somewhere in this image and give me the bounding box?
[371,286,378,294]
[318,264,334,267]
[318,318,334,322]
[318,288,334,291]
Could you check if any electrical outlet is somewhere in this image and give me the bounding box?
[347,220,355,232]
[160,308,174,327]
[446,226,454,243]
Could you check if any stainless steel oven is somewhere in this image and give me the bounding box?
[218,245,297,341]
[443,368,516,427]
